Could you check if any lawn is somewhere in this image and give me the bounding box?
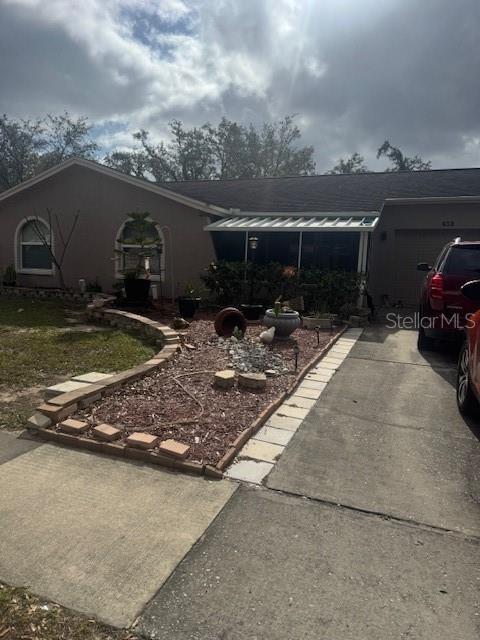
[0,297,155,430]
[0,583,139,640]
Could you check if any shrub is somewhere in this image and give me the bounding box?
[201,261,361,313]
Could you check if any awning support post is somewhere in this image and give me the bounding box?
[297,231,303,272]
[357,231,368,307]
[244,231,249,281]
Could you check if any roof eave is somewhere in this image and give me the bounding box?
[0,157,230,216]
[384,195,480,205]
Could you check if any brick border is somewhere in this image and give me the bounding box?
[215,326,347,473]
[28,299,346,479]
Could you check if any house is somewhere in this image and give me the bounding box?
[1,157,480,307]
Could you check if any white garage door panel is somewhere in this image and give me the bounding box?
[393,229,480,306]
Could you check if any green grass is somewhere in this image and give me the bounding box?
[0,582,139,639]
[0,298,155,429]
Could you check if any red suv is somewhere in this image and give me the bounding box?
[457,280,480,416]
[417,238,480,350]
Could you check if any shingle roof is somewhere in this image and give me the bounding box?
[161,168,480,213]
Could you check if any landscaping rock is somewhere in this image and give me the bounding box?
[214,370,236,389]
[159,439,190,459]
[93,424,122,442]
[126,432,159,450]
[27,411,52,431]
[238,372,267,391]
[172,317,190,329]
[58,419,89,435]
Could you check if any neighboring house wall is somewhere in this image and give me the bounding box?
[0,164,217,296]
[368,202,480,307]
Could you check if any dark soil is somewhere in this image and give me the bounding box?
[75,312,340,466]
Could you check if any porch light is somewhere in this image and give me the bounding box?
[248,236,259,251]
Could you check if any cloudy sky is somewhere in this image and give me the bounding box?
[1,0,480,172]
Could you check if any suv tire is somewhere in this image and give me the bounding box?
[456,341,479,416]
[417,326,435,351]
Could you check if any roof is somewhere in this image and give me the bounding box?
[162,168,480,213]
[205,213,379,233]
[0,157,229,216]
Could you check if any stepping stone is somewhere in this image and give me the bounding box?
[71,372,112,384]
[266,415,302,432]
[294,386,323,400]
[214,370,235,389]
[238,372,267,391]
[44,380,92,400]
[276,404,309,420]
[159,439,190,459]
[284,395,316,410]
[93,424,122,442]
[58,419,89,435]
[126,433,159,450]
[240,439,284,463]
[225,459,274,484]
[255,425,294,446]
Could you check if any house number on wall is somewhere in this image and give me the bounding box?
[442,221,455,227]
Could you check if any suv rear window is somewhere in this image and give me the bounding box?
[442,245,480,276]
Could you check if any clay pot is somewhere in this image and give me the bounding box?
[214,307,247,337]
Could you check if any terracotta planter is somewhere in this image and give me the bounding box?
[263,309,301,339]
[214,307,247,337]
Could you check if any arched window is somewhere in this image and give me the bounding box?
[16,218,53,274]
[116,217,164,280]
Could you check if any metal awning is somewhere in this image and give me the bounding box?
[204,212,379,232]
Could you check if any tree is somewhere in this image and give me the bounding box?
[0,113,98,192]
[377,140,431,171]
[31,208,80,289]
[327,152,369,174]
[103,115,316,181]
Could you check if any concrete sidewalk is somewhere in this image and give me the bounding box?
[0,443,236,627]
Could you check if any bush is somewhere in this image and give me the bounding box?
[201,261,361,313]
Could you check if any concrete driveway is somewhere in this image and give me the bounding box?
[139,327,480,639]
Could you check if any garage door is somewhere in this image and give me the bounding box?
[393,229,480,306]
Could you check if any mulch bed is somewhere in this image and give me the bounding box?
[74,312,340,466]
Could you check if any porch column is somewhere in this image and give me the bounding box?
[244,231,249,281]
[357,231,368,306]
[297,231,303,271]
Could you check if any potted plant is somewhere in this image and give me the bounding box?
[178,283,201,319]
[263,300,301,340]
[302,311,338,330]
[2,264,16,287]
[115,212,162,305]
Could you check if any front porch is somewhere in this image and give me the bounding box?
[205,212,378,276]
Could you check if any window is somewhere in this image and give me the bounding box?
[17,219,53,273]
[117,218,164,280]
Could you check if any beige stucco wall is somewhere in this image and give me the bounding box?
[368,201,480,307]
[0,164,217,297]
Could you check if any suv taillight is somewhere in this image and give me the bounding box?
[430,273,444,310]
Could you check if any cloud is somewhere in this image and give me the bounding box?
[1,0,480,170]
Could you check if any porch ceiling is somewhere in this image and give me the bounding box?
[204,212,379,232]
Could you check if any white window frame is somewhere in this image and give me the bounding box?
[14,216,55,276]
[115,217,165,282]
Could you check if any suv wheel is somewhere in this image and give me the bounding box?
[417,326,435,351]
[457,341,478,416]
